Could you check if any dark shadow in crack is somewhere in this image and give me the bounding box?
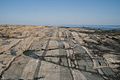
[23,50,39,59]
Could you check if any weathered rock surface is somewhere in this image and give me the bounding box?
[0,26,120,80]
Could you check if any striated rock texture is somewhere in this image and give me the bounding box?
[0,26,120,80]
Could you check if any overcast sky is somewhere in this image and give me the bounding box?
[0,0,120,25]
